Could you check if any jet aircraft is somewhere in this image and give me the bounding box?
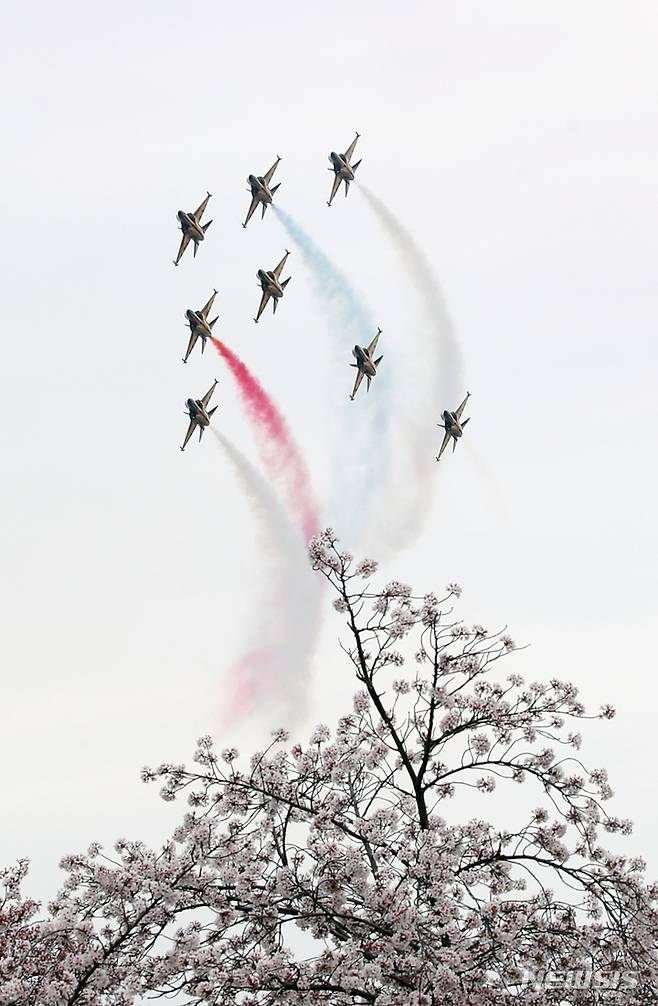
[435,393,471,460]
[180,379,219,451]
[254,250,291,323]
[182,289,219,363]
[327,133,362,206]
[173,192,213,266]
[243,156,281,228]
[350,328,383,400]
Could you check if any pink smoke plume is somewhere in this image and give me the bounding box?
[211,337,320,541]
[221,648,275,726]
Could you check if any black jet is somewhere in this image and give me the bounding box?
[254,250,291,323]
[436,393,471,460]
[350,328,383,400]
[182,289,219,363]
[180,380,219,451]
[173,192,213,266]
[243,157,281,228]
[328,133,362,206]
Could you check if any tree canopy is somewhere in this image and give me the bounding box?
[2,531,657,1004]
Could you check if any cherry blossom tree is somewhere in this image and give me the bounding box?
[2,530,657,1004]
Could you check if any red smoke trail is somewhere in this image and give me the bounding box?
[211,337,320,541]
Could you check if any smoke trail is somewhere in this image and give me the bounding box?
[273,205,390,542]
[273,206,376,349]
[357,185,466,554]
[213,431,322,728]
[211,337,319,541]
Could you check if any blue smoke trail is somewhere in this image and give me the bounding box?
[273,205,391,544]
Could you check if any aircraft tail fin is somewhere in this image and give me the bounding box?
[273,298,278,314]
[367,376,372,391]
[280,277,291,290]
[270,182,281,196]
[202,220,213,233]
[201,339,205,354]
[373,354,383,368]
[352,159,362,172]
[208,406,219,419]
[209,316,219,329]
[344,180,351,196]
[461,417,470,427]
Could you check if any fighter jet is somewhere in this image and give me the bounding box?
[173,192,213,266]
[182,289,219,363]
[180,379,219,451]
[254,250,291,323]
[328,133,362,206]
[435,393,471,461]
[243,156,281,228]
[350,328,383,400]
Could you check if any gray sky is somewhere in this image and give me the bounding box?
[2,0,657,900]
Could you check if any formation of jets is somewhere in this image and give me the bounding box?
[172,135,471,459]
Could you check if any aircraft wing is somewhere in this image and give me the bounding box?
[366,330,381,357]
[343,133,359,164]
[193,192,211,222]
[255,288,271,322]
[200,380,218,409]
[183,330,199,364]
[272,250,289,281]
[243,194,260,228]
[350,367,365,400]
[181,417,197,451]
[436,428,452,461]
[200,289,217,318]
[455,392,470,420]
[174,232,191,266]
[263,156,280,186]
[328,173,342,206]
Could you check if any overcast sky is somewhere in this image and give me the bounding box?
[2,0,657,901]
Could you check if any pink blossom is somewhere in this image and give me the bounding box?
[2,531,656,1005]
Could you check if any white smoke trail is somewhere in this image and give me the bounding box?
[273,205,391,545]
[358,185,467,555]
[213,431,321,731]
